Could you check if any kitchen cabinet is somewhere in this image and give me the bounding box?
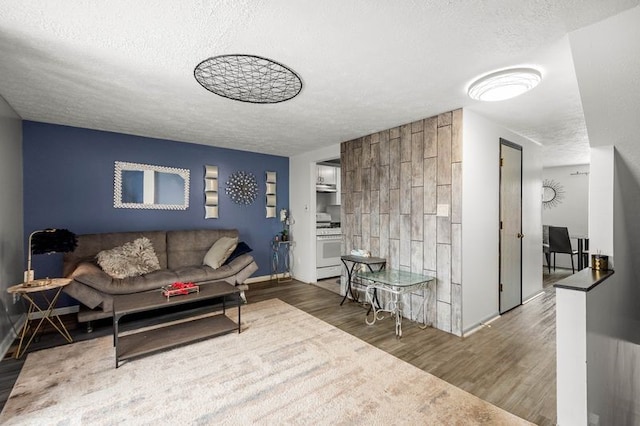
[317,165,337,185]
[333,170,341,204]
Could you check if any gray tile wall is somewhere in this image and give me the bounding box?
[341,109,463,336]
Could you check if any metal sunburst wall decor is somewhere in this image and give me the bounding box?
[225,171,258,205]
[542,179,565,209]
[194,54,303,104]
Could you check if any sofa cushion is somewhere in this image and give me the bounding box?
[63,231,168,276]
[70,253,257,296]
[72,262,179,294]
[203,237,238,269]
[96,237,161,279]
[223,241,253,266]
[166,229,239,269]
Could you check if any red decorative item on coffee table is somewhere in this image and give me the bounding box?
[162,282,199,300]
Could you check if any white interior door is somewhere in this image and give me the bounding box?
[499,140,523,313]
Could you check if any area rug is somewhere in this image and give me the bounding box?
[0,299,531,425]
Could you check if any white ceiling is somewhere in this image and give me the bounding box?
[0,1,637,166]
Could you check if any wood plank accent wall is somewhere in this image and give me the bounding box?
[341,109,463,335]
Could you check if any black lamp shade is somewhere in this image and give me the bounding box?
[31,229,77,254]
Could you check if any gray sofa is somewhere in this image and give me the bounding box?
[63,229,258,327]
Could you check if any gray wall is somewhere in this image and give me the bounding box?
[0,95,23,354]
[542,164,590,269]
[462,110,543,332]
[340,108,543,336]
[571,5,640,423]
[341,110,463,335]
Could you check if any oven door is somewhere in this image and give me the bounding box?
[316,236,342,268]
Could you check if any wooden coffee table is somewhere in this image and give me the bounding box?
[113,281,241,368]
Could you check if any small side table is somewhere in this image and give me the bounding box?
[7,278,74,358]
[271,240,293,283]
[340,255,386,305]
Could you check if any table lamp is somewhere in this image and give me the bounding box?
[24,228,77,283]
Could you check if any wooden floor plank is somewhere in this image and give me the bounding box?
[1,269,571,424]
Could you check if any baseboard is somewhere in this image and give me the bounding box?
[28,305,79,320]
[244,275,272,284]
[0,306,80,359]
[462,313,500,337]
[523,291,545,304]
[0,313,25,359]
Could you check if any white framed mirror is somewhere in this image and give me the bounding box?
[114,161,190,210]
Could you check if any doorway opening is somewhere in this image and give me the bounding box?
[314,158,342,294]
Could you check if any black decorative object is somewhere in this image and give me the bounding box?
[194,54,302,104]
[226,171,258,205]
[25,228,77,282]
[31,229,77,255]
[542,179,565,209]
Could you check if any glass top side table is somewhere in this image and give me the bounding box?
[356,269,435,338]
[357,269,434,287]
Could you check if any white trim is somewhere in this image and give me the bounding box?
[462,313,501,337]
[523,291,545,304]
[244,274,305,284]
[0,314,25,359]
[244,275,272,284]
[0,306,80,358]
[28,305,79,320]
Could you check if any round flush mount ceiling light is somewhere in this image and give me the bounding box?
[194,54,302,104]
[468,68,542,101]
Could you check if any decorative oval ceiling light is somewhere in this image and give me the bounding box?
[468,68,542,101]
[194,54,302,104]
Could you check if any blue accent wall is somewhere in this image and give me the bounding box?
[23,121,288,303]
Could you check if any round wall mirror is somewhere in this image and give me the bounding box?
[542,186,556,203]
[542,179,564,209]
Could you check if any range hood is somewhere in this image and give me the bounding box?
[316,183,337,193]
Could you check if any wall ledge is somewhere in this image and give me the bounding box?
[554,267,615,292]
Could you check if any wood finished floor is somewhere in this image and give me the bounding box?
[1,269,572,424]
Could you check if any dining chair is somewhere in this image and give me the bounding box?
[542,225,551,273]
[548,226,579,273]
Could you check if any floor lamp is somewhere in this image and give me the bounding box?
[24,228,77,284]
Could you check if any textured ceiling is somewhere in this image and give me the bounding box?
[0,1,637,166]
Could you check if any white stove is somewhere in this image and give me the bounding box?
[316,213,342,279]
[316,213,341,237]
[317,227,341,237]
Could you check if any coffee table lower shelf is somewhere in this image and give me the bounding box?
[116,314,238,366]
[113,281,241,368]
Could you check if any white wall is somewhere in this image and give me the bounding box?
[542,164,590,269]
[0,95,23,356]
[556,287,588,425]
[568,5,640,424]
[462,109,542,333]
[289,143,341,283]
[588,148,614,260]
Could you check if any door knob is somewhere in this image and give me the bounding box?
[517,233,525,239]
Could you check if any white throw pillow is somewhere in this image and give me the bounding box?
[96,237,161,279]
[203,236,238,269]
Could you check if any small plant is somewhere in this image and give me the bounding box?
[279,208,290,241]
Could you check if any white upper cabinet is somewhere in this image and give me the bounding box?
[316,165,337,185]
[334,168,341,205]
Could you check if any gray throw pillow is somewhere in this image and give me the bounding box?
[96,237,161,279]
[203,236,238,269]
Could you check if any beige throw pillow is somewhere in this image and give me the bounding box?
[96,237,161,279]
[203,236,238,269]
